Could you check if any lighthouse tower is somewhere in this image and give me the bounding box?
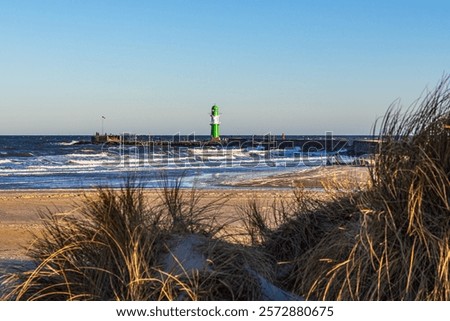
[210,104,220,140]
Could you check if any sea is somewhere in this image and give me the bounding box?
[0,135,370,190]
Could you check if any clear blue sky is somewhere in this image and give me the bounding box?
[0,0,449,135]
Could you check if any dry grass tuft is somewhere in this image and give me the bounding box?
[1,175,263,301]
[2,179,164,300]
[1,172,291,301]
[275,76,450,300]
[153,172,229,237]
[329,75,450,300]
[238,187,361,296]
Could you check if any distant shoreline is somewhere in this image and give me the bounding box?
[0,164,370,191]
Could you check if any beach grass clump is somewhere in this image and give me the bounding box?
[340,76,450,300]
[1,176,248,300]
[1,180,165,300]
[239,186,362,296]
[0,174,287,301]
[154,173,227,236]
[284,76,450,300]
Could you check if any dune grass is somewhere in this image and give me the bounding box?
[0,174,280,300]
[240,75,450,300]
[1,176,221,300]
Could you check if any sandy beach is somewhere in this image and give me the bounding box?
[0,165,369,264]
[0,191,88,261]
[224,165,369,188]
[0,190,286,262]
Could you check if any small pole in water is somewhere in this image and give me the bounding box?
[101,116,106,135]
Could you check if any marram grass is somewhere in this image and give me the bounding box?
[253,76,449,300]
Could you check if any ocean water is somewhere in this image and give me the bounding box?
[0,135,364,190]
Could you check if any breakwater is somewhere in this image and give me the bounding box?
[92,133,379,156]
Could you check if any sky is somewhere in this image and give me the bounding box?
[0,0,449,135]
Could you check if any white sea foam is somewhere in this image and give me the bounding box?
[67,159,113,166]
[58,140,80,146]
[66,152,109,158]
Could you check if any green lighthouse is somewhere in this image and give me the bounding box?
[210,104,220,140]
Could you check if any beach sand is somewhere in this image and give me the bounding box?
[0,165,369,263]
[224,165,370,188]
[0,190,286,262]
